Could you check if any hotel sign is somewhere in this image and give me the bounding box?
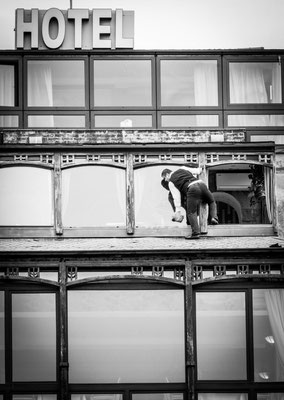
[15,8,134,50]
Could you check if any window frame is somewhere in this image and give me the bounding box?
[0,56,22,110]
[193,281,284,398]
[156,55,222,111]
[223,56,284,110]
[90,55,156,111]
[24,55,89,111]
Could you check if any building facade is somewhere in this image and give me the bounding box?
[0,22,284,400]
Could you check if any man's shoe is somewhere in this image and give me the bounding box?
[210,217,219,225]
[200,232,208,235]
[185,233,200,240]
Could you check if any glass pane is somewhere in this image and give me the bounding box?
[160,60,218,106]
[94,115,152,128]
[62,166,126,227]
[257,394,284,400]
[135,165,187,227]
[198,394,248,400]
[0,292,4,384]
[133,395,183,400]
[68,290,185,383]
[0,115,18,127]
[196,292,247,380]
[94,60,152,106]
[161,114,219,127]
[72,396,122,400]
[28,60,85,107]
[13,396,56,400]
[0,167,53,226]
[12,293,56,381]
[228,114,284,127]
[229,62,281,104]
[253,289,284,382]
[28,115,86,128]
[0,64,15,106]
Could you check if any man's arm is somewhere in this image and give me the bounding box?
[168,181,183,212]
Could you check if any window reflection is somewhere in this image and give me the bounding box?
[133,395,183,400]
[12,293,56,381]
[161,114,219,128]
[257,394,284,400]
[28,60,85,107]
[0,167,53,226]
[253,289,284,382]
[228,114,284,127]
[72,395,122,400]
[94,115,153,128]
[160,60,218,107]
[229,62,281,104]
[93,59,152,107]
[198,394,248,400]
[196,292,247,380]
[0,292,4,384]
[0,64,15,106]
[28,115,86,128]
[13,396,56,400]
[0,115,18,127]
[62,166,126,227]
[68,290,185,383]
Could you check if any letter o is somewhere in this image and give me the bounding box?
[42,8,65,49]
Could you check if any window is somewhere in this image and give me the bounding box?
[27,114,86,128]
[0,291,4,384]
[134,165,188,228]
[160,59,219,107]
[62,166,126,228]
[0,114,19,127]
[27,60,85,107]
[253,289,284,382]
[93,114,153,128]
[68,289,185,383]
[0,64,15,106]
[227,114,284,127]
[196,291,247,380]
[0,166,54,226]
[208,164,273,225]
[160,113,219,128]
[12,293,57,381]
[93,59,153,107]
[229,62,281,104]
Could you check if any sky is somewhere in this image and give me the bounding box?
[1,0,284,50]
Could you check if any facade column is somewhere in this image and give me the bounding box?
[59,260,69,400]
[275,146,284,238]
[185,260,195,400]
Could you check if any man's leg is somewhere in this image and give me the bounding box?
[185,187,201,239]
[199,182,219,224]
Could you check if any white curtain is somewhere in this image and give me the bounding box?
[27,61,54,127]
[229,63,269,127]
[265,289,284,381]
[194,61,218,126]
[264,167,273,223]
[0,64,14,106]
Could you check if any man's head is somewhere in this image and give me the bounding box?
[161,168,172,182]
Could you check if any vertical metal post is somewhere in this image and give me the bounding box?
[59,260,69,400]
[199,152,208,233]
[126,153,135,234]
[185,260,195,400]
[54,153,63,235]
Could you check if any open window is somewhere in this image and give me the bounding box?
[208,163,273,225]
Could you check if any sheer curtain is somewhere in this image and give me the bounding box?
[198,394,247,400]
[229,63,269,126]
[0,64,14,106]
[265,289,284,381]
[194,61,218,126]
[28,61,54,127]
[264,167,273,223]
